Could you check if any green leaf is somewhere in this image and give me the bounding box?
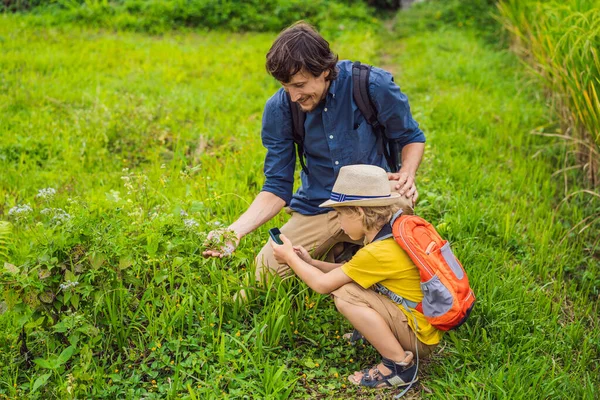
[25,316,45,329]
[39,291,55,304]
[31,372,51,393]
[70,293,80,309]
[16,310,34,328]
[3,262,19,274]
[303,358,315,368]
[33,358,53,369]
[119,257,133,270]
[64,270,76,282]
[53,320,68,333]
[89,253,105,270]
[146,236,159,256]
[38,268,51,279]
[63,291,71,306]
[57,345,75,365]
[172,257,184,268]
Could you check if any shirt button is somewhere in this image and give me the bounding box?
[329,135,334,139]
[324,108,328,112]
[335,161,339,165]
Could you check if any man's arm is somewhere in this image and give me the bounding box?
[202,191,285,258]
[389,142,425,201]
[230,191,286,239]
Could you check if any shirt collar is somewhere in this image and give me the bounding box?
[327,71,339,98]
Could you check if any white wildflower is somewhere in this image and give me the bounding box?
[52,209,72,225]
[127,207,142,218]
[8,204,32,218]
[184,218,199,228]
[180,210,188,217]
[107,190,122,202]
[41,208,72,225]
[213,221,222,226]
[36,188,56,200]
[59,280,79,290]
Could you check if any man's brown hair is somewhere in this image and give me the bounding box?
[266,21,339,83]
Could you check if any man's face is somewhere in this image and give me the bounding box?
[281,69,330,112]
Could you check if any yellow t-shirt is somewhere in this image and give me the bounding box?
[341,238,444,345]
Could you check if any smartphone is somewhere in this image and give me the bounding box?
[269,227,283,245]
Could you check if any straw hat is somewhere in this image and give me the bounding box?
[319,164,402,208]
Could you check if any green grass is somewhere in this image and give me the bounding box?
[1,8,599,399]
[497,0,600,189]
[1,0,379,36]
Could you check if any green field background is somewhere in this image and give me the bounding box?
[0,3,598,399]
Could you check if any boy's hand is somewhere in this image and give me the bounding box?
[270,233,295,264]
[202,228,240,258]
[293,245,313,264]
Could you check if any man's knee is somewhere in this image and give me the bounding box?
[254,250,272,281]
[254,245,289,281]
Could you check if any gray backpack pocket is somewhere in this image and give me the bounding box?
[421,275,454,318]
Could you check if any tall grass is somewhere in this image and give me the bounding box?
[498,0,600,191]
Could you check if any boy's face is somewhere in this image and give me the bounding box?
[337,209,365,241]
[281,69,330,112]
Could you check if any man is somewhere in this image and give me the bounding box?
[203,22,425,281]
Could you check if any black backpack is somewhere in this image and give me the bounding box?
[287,61,401,175]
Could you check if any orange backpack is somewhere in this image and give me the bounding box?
[375,212,475,331]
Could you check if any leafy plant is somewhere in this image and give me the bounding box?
[0,221,10,263]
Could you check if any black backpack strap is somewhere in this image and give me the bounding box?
[287,93,309,175]
[352,61,400,173]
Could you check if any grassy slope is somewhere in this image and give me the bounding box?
[388,12,599,398]
[0,9,598,400]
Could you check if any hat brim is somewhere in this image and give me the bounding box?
[319,192,403,208]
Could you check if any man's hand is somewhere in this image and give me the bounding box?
[387,171,418,205]
[202,228,240,258]
[270,234,296,265]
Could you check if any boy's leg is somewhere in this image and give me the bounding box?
[254,209,362,281]
[332,282,435,356]
[334,295,407,362]
[331,283,436,386]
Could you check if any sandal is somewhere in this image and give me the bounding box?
[348,352,417,389]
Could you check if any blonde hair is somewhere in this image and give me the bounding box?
[334,202,414,231]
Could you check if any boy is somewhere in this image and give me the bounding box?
[271,164,443,389]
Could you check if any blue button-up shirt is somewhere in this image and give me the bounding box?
[261,60,425,215]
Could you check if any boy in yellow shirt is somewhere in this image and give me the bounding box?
[271,164,442,390]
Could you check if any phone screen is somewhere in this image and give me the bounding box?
[269,228,283,245]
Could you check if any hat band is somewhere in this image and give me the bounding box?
[330,191,391,203]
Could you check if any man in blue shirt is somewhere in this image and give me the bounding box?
[204,22,425,280]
